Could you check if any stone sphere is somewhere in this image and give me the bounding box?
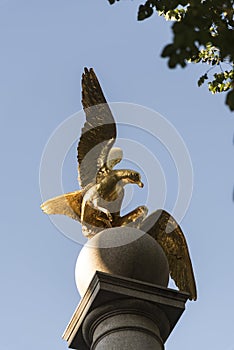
[75,227,169,297]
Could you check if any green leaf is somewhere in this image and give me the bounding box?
[161,44,175,57]
[108,0,119,4]
[198,73,208,87]
[168,54,178,68]
[226,89,234,111]
[138,4,154,21]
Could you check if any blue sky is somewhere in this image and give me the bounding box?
[1,1,234,349]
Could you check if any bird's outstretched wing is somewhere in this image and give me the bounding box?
[140,209,197,300]
[41,191,83,221]
[78,67,117,188]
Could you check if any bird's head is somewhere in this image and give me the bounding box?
[107,147,123,169]
[122,171,144,188]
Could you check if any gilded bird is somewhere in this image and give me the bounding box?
[41,67,147,237]
[41,67,197,300]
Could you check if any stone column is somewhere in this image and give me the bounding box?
[63,227,189,349]
[82,298,168,350]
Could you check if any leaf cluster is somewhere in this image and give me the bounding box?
[108,0,234,111]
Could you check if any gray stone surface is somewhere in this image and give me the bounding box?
[75,227,169,297]
[63,271,189,350]
[83,299,167,350]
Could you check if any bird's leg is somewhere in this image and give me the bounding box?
[81,195,112,231]
[81,202,112,231]
[81,195,90,224]
[81,186,112,226]
[92,198,113,222]
[114,205,148,228]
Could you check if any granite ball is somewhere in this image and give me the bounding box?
[75,227,169,296]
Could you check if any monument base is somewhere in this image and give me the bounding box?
[63,271,189,350]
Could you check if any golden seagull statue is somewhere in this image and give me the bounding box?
[41,67,197,301]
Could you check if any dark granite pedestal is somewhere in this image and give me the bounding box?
[63,271,189,350]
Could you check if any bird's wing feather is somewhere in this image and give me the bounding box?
[41,191,83,221]
[78,67,117,188]
[140,209,197,300]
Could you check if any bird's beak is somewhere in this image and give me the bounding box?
[138,181,144,188]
